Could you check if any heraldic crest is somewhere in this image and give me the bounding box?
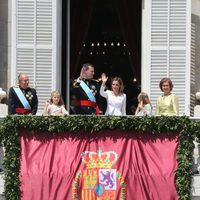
[72,149,126,200]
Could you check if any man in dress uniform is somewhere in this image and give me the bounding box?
[8,73,38,115]
[72,63,103,115]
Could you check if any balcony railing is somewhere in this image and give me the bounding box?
[0,116,200,199]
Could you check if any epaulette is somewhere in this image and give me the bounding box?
[72,79,80,88]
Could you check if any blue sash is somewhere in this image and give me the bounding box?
[80,80,96,102]
[13,88,31,109]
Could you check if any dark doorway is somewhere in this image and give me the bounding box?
[62,0,142,114]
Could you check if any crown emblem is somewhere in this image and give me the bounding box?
[81,149,118,169]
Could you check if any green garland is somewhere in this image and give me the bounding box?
[0,115,200,200]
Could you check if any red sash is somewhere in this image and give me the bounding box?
[16,108,31,115]
[75,100,100,115]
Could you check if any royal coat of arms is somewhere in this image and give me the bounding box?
[72,149,126,200]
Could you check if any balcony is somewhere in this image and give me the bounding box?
[0,116,200,200]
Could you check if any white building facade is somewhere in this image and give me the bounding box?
[0,1,199,198]
[7,0,195,116]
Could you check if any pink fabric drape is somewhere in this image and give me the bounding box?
[20,130,178,200]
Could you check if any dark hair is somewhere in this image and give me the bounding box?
[159,77,173,91]
[82,63,94,70]
[111,77,124,94]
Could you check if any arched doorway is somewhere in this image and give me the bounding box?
[63,0,142,114]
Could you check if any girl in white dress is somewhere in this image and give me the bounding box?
[100,73,126,116]
[135,92,152,116]
[43,90,69,116]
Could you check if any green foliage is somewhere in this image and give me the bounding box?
[0,115,200,200]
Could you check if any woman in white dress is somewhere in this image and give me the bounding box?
[100,73,126,116]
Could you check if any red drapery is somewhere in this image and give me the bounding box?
[70,0,141,81]
[20,130,178,200]
[115,0,141,82]
[70,0,93,78]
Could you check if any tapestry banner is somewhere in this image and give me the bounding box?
[20,130,178,200]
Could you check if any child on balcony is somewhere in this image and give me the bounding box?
[43,90,69,116]
[135,92,152,116]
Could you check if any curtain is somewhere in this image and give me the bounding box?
[115,0,142,82]
[70,0,93,78]
[70,0,141,82]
